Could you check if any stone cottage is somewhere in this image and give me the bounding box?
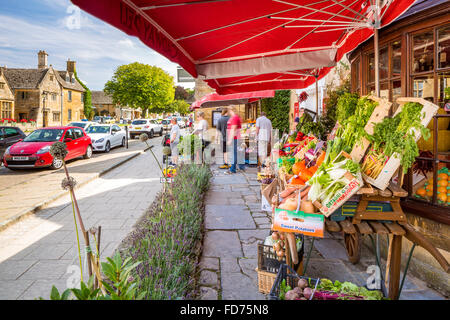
[91,90,142,121]
[0,68,14,120]
[2,50,85,126]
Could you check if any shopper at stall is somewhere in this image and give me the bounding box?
[169,118,180,166]
[193,111,209,162]
[226,106,245,174]
[256,111,272,170]
[216,107,230,169]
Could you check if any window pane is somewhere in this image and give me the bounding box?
[380,47,388,79]
[392,40,402,77]
[367,82,389,100]
[368,53,374,83]
[412,30,434,73]
[438,25,450,69]
[438,71,450,108]
[392,79,402,112]
[412,75,434,100]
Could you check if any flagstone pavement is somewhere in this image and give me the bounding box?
[198,165,446,300]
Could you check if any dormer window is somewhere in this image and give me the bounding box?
[0,82,4,89]
[71,77,75,84]
[50,75,54,81]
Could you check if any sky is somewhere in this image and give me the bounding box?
[0,0,195,90]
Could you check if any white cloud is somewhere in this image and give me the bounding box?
[0,8,181,90]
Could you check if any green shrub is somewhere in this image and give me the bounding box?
[261,90,291,134]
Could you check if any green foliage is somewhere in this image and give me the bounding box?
[42,252,145,300]
[318,278,384,300]
[336,92,359,125]
[178,134,202,155]
[104,62,175,115]
[279,279,292,300]
[368,102,430,172]
[124,164,211,299]
[74,71,94,120]
[169,99,190,115]
[261,90,291,134]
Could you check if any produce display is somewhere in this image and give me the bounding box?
[315,279,384,300]
[362,102,430,178]
[279,278,316,300]
[415,168,450,206]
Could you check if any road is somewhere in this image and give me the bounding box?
[0,136,165,299]
[0,136,163,229]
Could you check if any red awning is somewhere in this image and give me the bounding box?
[191,90,275,109]
[71,0,414,93]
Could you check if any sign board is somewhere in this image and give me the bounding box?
[273,208,324,238]
[212,111,221,128]
[177,67,195,83]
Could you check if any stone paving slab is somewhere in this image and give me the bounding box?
[202,231,243,258]
[205,205,256,230]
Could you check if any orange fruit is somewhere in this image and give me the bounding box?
[426,190,433,197]
[438,180,448,187]
[416,188,427,197]
[438,173,448,180]
[437,186,447,194]
[437,193,447,202]
[426,184,433,191]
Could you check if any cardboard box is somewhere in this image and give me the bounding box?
[350,95,392,163]
[273,208,324,238]
[362,97,439,190]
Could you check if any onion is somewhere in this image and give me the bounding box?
[271,232,279,241]
[285,290,301,300]
[279,233,285,241]
[303,287,313,300]
[297,278,308,289]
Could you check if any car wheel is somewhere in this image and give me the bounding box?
[159,128,163,136]
[121,137,126,147]
[149,130,154,138]
[50,158,63,170]
[83,145,93,159]
[105,141,111,153]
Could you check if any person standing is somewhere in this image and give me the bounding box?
[226,106,245,174]
[256,111,273,169]
[216,107,230,169]
[193,111,209,162]
[170,118,180,166]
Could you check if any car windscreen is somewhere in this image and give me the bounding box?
[132,120,147,125]
[69,122,86,128]
[24,129,64,142]
[86,126,110,134]
[161,120,169,124]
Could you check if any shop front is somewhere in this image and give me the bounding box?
[349,0,450,224]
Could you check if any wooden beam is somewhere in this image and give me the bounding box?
[388,235,402,300]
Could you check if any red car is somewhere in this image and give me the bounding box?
[3,126,93,170]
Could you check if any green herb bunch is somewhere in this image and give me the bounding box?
[368,102,430,172]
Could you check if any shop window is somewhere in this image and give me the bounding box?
[367,82,389,100]
[412,30,434,73]
[438,72,450,108]
[438,25,450,69]
[413,75,434,100]
[392,41,402,77]
[1,102,12,118]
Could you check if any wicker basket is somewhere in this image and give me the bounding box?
[256,236,304,294]
[269,264,320,300]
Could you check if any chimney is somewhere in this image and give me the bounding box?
[67,59,76,73]
[38,50,48,69]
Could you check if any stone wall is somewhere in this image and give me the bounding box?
[62,89,84,124]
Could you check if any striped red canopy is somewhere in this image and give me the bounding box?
[71,0,414,93]
[191,90,275,109]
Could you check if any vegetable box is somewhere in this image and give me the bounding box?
[350,95,392,163]
[310,151,363,217]
[269,264,320,300]
[362,97,439,190]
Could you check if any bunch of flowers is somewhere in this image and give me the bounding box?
[0,118,16,124]
[20,119,28,123]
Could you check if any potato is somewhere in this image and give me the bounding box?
[297,278,308,289]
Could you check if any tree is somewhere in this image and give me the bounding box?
[104,62,175,115]
[169,99,190,115]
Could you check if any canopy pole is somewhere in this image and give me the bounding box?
[374,0,381,98]
[315,74,319,118]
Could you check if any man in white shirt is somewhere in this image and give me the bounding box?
[255,112,272,169]
[170,118,180,165]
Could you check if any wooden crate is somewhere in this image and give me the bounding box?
[350,95,392,163]
[362,97,439,190]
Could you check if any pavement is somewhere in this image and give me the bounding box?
[198,165,447,300]
[0,137,164,299]
[0,138,156,231]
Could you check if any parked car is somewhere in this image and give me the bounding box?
[0,126,27,164]
[2,127,92,170]
[177,117,186,128]
[86,124,126,153]
[128,119,163,139]
[161,119,172,132]
[68,121,96,131]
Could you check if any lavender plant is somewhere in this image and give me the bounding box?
[123,164,211,299]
